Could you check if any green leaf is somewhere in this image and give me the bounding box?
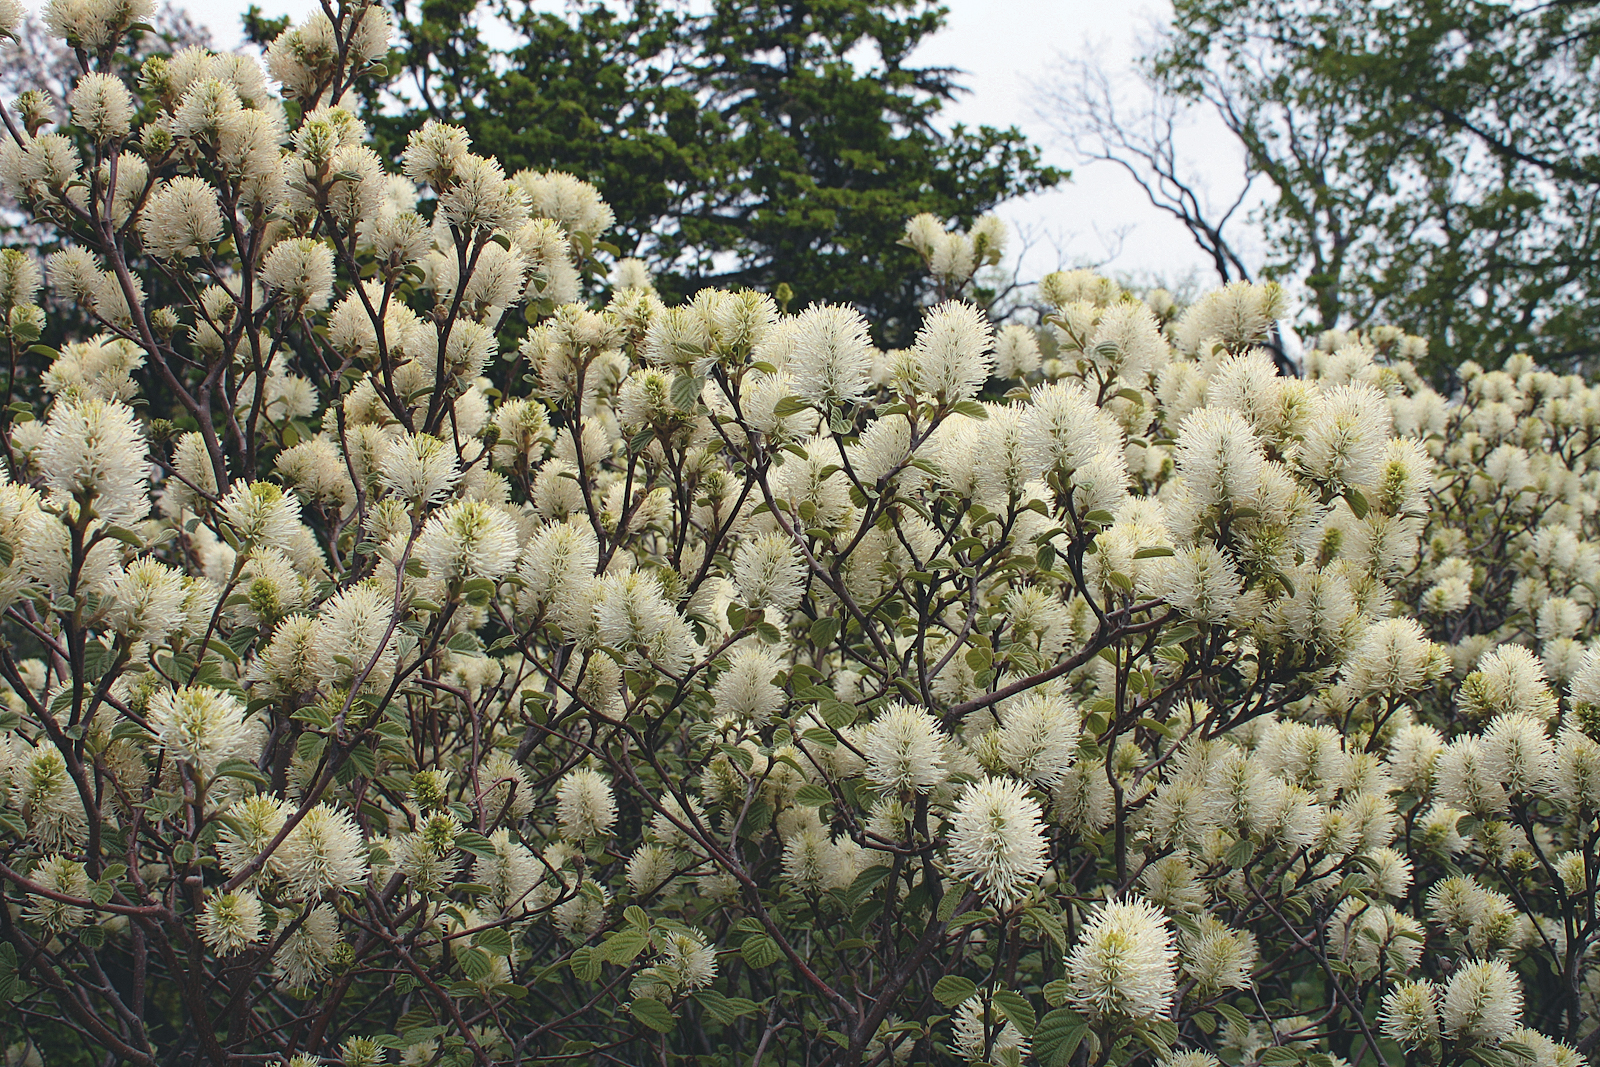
[1024,906,1068,952]
[992,990,1036,1037]
[792,783,832,807]
[454,830,498,858]
[932,975,978,1008]
[1215,1003,1249,1032]
[772,395,810,417]
[457,946,492,981]
[741,933,782,968]
[214,758,269,785]
[1034,1008,1088,1067]
[950,399,990,419]
[102,525,146,549]
[445,632,480,653]
[1344,486,1370,519]
[671,373,703,410]
[1259,1047,1302,1066]
[474,926,514,957]
[695,989,760,1024]
[631,997,676,1033]
[1224,837,1256,867]
[601,928,648,965]
[1132,545,1174,559]
[569,946,601,982]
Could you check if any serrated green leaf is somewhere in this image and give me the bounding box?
[792,783,832,807]
[992,989,1035,1037]
[932,975,978,1008]
[631,997,676,1033]
[601,928,648,965]
[741,933,781,968]
[474,926,514,957]
[1034,1008,1088,1067]
[214,758,269,785]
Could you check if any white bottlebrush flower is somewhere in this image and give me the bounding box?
[140,176,223,261]
[788,304,875,407]
[272,804,369,899]
[911,300,993,403]
[309,582,395,688]
[402,120,472,187]
[929,232,976,284]
[595,571,696,673]
[1381,980,1439,1048]
[17,742,88,851]
[1387,722,1445,794]
[1330,898,1424,976]
[109,558,187,641]
[1298,383,1392,494]
[1181,915,1257,993]
[274,903,342,988]
[1173,280,1284,354]
[861,702,948,794]
[994,690,1079,788]
[732,531,805,612]
[262,237,336,311]
[1173,408,1266,506]
[626,844,678,897]
[1479,713,1555,797]
[1346,617,1439,696]
[1458,644,1557,722]
[36,397,148,523]
[69,72,134,143]
[1435,737,1509,816]
[475,829,541,913]
[947,776,1048,909]
[439,153,525,234]
[710,645,786,725]
[379,432,462,505]
[952,996,1029,1061]
[218,794,293,876]
[1554,727,1600,811]
[200,890,265,956]
[25,854,88,932]
[218,480,303,552]
[1088,300,1168,382]
[1024,380,1119,476]
[515,169,614,241]
[992,323,1042,378]
[783,826,831,891]
[417,499,519,581]
[612,257,653,290]
[147,685,263,775]
[1441,959,1522,1043]
[647,927,718,994]
[1065,897,1177,1018]
[0,0,24,39]
[1154,544,1243,624]
[45,0,154,50]
[516,519,597,624]
[557,768,617,839]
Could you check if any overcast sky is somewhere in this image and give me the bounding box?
[25,0,1252,286]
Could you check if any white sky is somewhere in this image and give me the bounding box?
[30,0,1253,286]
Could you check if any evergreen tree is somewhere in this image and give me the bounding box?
[371,0,1061,344]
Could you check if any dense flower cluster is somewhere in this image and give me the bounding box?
[0,5,1597,1067]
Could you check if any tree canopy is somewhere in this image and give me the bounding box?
[365,0,1061,345]
[1047,0,1600,382]
[1155,0,1600,379]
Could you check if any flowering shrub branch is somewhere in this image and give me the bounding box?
[0,3,1596,1067]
